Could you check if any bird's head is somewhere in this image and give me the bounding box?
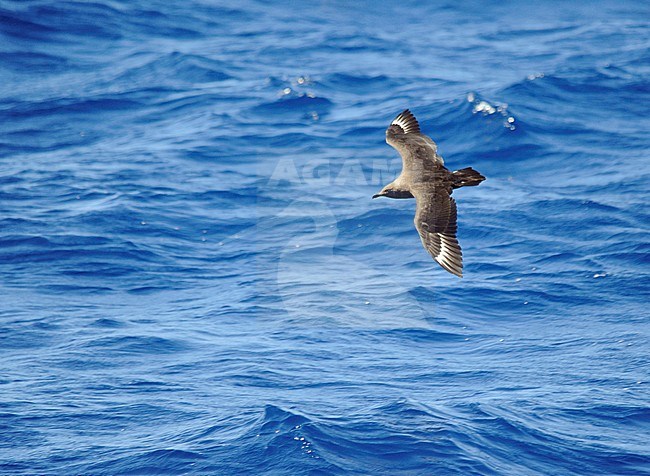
[372,185,412,199]
[372,185,390,199]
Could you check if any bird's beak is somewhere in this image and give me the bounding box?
[372,193,383,199]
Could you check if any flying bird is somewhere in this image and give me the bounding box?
[373,109,485,277]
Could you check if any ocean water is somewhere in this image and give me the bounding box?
[1,0,649,474]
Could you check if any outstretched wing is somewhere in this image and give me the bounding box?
[386,110,445,176]
[413,187,463,277]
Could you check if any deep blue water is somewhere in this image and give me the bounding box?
[1,0,649,474]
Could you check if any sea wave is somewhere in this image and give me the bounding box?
[1,0,648,474]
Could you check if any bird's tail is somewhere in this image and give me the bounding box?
[452,167,485,189]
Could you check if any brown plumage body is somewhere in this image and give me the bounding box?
[373,109,485,277]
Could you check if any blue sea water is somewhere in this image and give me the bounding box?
[1,0,649,474]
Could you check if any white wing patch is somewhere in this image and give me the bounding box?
[390,109,421,135]
[435,234,462,277]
